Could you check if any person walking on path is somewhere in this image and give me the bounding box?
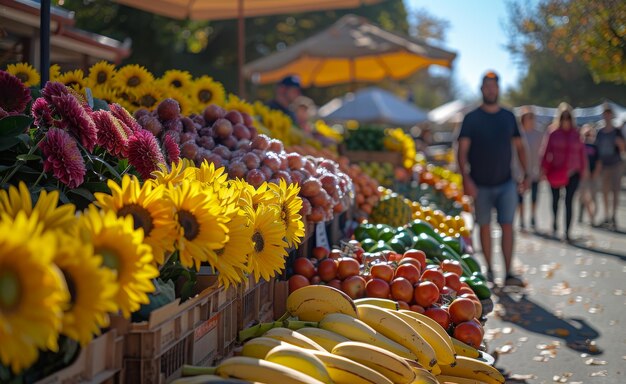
[594,103,625,229]
[541,103,587,242]
[457,71,529,287]
[515,107,544,231]
[578,124,600,224]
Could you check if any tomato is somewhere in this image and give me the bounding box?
[403,249,427,269]
[448,298,476,324]
[453,321,483,348]
[413,281,440,307]
[366,278,391,299]
[421,269,445,291]
[457,286,475,296]
[398,257,422,272]
[440,286,455,297]
[459,293,482,317]
[327,279,342,290]
[397,301,411,310]
[444,272,462,292]
[288,274,310,293]
[371,263,394,283]
[410,304,426,314]
[337,258,360,280]
[310,275,321,285]
[317,259,338,282]
[390,277,414,303]
[341,275,366,299]
[424,307,451,330]
[312,246,329,260]
[394,264,421,285]
[293,258,316,279]
[441,259,463,276]
[469,318,485,337]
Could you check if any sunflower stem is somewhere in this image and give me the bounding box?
[33,169,46,187]
[276,311,290,322]
[181,365,217,377]
[1,137,43,184]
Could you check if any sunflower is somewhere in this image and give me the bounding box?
[246,203,288,282]
[224,94,254,117]
[49,64,61,81]
[168,181,229,270]
[91,85,120,105]
[165,87,193,116]
[87,61,117,88]
[0,182,77,233]
[95,175,178,265]
[77,206,158,318]
[269,180,305,248]
[251,182,279,210]
[54,233,118,345]
[214,209,253,288]
[190,75,225,108]
[6,62,40,87]
[57,69,86,90]
[132,83,163,111]
[150,159,197,187]
[160,69,192,90]
[113,64,154,95]
[194,160,228,193]
[0,212,68,373]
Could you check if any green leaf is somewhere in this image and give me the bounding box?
[92,98,110,111]
[81,181,111,194]
[88,155,121,180]
[16,154,41,161]
[0,137,21,151]
[0,116,33,137]
[68,188,95,202]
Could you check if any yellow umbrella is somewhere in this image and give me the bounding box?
[244,14,456,87]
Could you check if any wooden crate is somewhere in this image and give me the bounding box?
[237,276,274,330]
[35,329,123,384]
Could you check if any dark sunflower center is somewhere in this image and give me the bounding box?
[252,231,265,253]
[127,76,141,87]
[172,80,182,88]
[118,203,154,237]
[61,269,77,307]
[66,81,80,88]
[98,248,122,275]
[178,210,200,241]
[198,89,212,103]
[140,94,157,108]
[97,71,107,84]
[0,269,21,312]
[16,72,29,83]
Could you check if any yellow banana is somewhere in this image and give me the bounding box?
[398,309,455,351]
[216,356,325,384]
[437,374,490,384]
[393,310,456,366]
[263,328,326,352]
[319,313,415,359]
[332,341,415,384]
[310,350,393,384]
[354,297,399,310]
[296,327,350,352]
[266,344,333,384]
[408,367,439,384]
[172,375,254,383]
[439,356,505,384]
[451,338,481,359]
[286,285,358,321]
[241,337,289,359]
[356,304,438,369]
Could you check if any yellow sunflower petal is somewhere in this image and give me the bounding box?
[6,62,40,87]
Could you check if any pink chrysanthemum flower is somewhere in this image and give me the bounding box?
[0,107,8,119]
[41,81,70,102]
[0,70,32,114]
[127,129,165,180]
[162,134,180,164]
[49,94,98,152]
[92,110,129,157]
[109,103,141,134]
[31,98,54,127]
[40,128,86,189]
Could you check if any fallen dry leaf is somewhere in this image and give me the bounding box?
[585,358,607,365]
[509,373,537,380]
[546,328,570,337]
[590,370,608,377]
[551,281,572,296]
[613,289,623,296]
[496,343,515,354]
[502,327,513,334]
[553,372,573,382]
[533,356,549,362]
[518,337,529,342]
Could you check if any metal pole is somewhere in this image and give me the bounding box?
[40,0,51,86]
[237,0,246,99]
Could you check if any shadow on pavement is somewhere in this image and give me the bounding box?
[491,289,602,355]
[531,230,626,262]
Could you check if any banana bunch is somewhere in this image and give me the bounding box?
[185,285,502,384]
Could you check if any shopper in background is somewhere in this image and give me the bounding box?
[457,71,528,287]
[541,103,587,242]
[515,107,544,231]
[267,75,302,123]
[594,103,625,229]
[578,124,600,224]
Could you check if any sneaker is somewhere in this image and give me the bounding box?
[486,270,494,283]
[505,274,526,287]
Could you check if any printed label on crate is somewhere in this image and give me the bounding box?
[315,222,330,250]
[194,313,220,341]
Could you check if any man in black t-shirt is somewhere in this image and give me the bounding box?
[267,75,302,123]
[456,71,529,287]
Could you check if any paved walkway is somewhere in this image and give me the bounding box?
[475,182,626,383]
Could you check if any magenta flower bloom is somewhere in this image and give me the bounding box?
[162,133,180,165]
[127,129,165,180]
[31,98,54,127]
[40,128,86,189]
[49,94,98,152]
[41,81,70,102]
[109,103,141,134]
[0,70,31,114]
[92,110,129,157]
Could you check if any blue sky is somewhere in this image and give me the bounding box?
[405,0,536,99]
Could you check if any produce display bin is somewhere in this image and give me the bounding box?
[238,276,275,330]
[35,329,124,384]
[345,150,403,167]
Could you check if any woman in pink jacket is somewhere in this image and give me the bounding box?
[541,103,587,242]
